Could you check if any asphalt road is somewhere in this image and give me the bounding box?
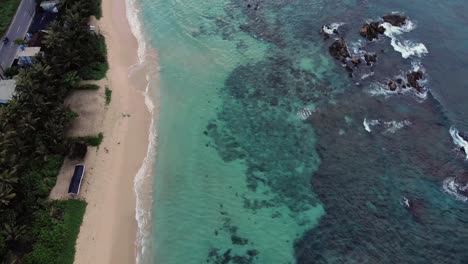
[0,0,36,75]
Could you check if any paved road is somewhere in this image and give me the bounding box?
[0,0,36,76]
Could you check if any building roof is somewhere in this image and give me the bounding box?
[0,80,17,103]
[16,47,41,58]
[40,0,60,12]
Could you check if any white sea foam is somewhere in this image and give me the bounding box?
[443,177,468,202]
[381,20,428,59]
[449,126,468,160]
[400,196,410,208]
[360,72,374,80]
[368,82,428,100]
[367,62,428,100]
[363,118,380,132]
[322,23,344,35]
[363,118,411,133]
[126,0,146,64]
[125,0,157,263]
[389,39,428,59]
[297,108,314,120]
[384,120,412,133]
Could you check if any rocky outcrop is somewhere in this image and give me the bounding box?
[320,24,339,40]
[329,38,350,61]
[406,71,424,92]
[351,57,361,65]
[320,27,331,40]
[364,53,377,65]
[382,14,407,27]
[388,82,397,91]
[360,22,385,40]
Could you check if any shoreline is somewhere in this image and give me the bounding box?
[72,0,154,262]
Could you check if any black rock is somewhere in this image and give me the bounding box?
[388,81,397,91]
[383,14,407,27]
[329,38,350,60]
[364,53,377,65]
[351,57,362,65]
[360,22,385,40]
[407,71,424,92]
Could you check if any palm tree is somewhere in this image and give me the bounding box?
[2,224,26,242]
[0,185,15,206]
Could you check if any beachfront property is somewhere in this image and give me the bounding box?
[0,79,16,103]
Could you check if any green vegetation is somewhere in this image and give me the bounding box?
[13,38,25,45]
[4,66,19,78]
[0,0,105,262]
[0,0,20,35]
[72,132,104,147]
[44,3,108,81]
[77,83,100,90]
[23,200,87,264]
[78,36,108,80]
[105,86,112,105]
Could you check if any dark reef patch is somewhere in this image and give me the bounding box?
[201,0,468,263]
[294,88,468,263]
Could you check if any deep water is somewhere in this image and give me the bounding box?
[142,0,468,263]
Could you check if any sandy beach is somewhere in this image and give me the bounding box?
[49,0,152,262]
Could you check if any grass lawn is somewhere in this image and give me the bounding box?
[0,0,20,35]
[24,200,87,264]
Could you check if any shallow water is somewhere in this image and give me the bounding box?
[139,0,468,263]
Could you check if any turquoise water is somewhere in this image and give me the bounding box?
[142,0,338,262]
[141,0,468,263]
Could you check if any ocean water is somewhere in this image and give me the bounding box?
[135,0,468,263]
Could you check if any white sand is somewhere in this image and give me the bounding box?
[61,0,153,262]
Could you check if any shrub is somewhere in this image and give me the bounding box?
[105,87,112,105]
[79,62,108,80]
[14,38,25,45]
[78,36,108,80]
[23,200,87,264]
[68,142,88,159]
[76,83,100,90]
[71,133,104,147]
[4,66,19,78]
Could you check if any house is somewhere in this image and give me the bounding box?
[0,80,16,104]
[16,46,41,66]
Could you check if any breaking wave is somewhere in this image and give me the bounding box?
[363,118,411,133]
[443,177,468,202]
[449,126,468,160]
[321,22,344,35]
[125,0,157,262]
[381,19,428,59]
